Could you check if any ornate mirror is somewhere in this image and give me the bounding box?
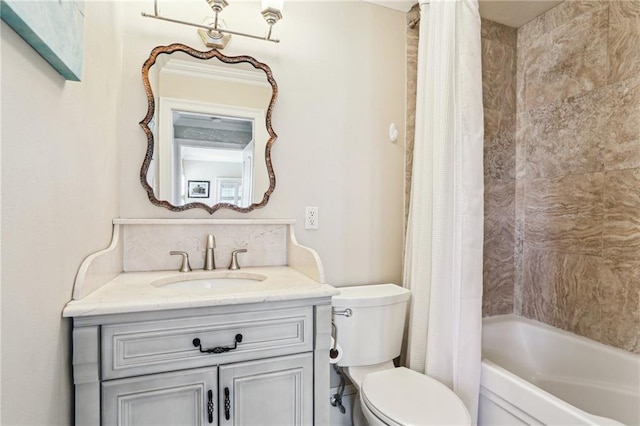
[139,43,277,213]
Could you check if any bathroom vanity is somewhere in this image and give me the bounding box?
[64,219,337,425]
[61,40,342,425]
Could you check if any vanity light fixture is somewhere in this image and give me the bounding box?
[141,0,283,49]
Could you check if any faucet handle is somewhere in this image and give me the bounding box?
[228,249,247,270]
[170,251,192,272]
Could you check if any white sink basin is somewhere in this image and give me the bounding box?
[152,272,267,290]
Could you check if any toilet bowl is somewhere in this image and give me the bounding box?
[360,367,471,425]
[332,284,470,426]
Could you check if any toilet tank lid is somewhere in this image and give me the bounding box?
[332,284,410,308]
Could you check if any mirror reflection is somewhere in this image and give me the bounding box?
[140,44,277,213]
[169,111,254,206]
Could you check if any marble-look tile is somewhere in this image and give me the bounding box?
[481,18,517,42]
[484,178,515,244]
[600,258,640,353]
[513,0,639,355]
[525,173,604,255]
[608,0,640,85]
[524,86,607,179]
[606,76,640,171]
[521,247,603,332]
[481,27,517,113]
[123,224,288,272]
[483,107,501,142]
[513,178,526,315]
[521,247,563,326]
[483,240,515,316]
[523,6,608,111]
[480,18,531,318]
[516,32,527,115]
[405,11,419,225]
[483,178,515,316]
[518,1,608,54]
[541,0,609,34]
[407,2,420,27]
[603,168,640,260]
[484,109,516,180]
[517,9,547,55]
[481,19,517,317]
[523,247,640,354]
[515,112,528,179]
[552,255,606,341]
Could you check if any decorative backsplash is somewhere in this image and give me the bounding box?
[72,218,328,300]
[120,220,289,272]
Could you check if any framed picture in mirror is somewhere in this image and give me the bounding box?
[187,180,210,198]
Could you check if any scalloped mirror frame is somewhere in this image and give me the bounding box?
[139,43,278,214]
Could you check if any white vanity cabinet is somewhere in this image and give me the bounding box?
[218,353,313,425]
[102,354,313,426]
[102,367,218,425]
[71,301,331,426]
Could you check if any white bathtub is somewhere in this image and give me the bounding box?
[479,315,640,426]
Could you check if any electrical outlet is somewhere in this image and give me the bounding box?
[305,207,319,230]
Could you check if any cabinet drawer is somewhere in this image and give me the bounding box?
[102,307,312,379]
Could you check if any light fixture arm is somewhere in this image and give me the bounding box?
[141,0,282,45]
[261,6,282,40]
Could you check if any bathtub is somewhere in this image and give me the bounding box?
[479,315,640,426]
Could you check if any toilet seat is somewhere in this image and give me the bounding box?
[360,367,471,426]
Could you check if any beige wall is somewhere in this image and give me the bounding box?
[516,0,640,353]
[1,2,405,422]
[119,1,407,287]
[160,72,272,110]
[1,2,123,424]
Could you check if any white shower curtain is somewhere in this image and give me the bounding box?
[403,0,484,423]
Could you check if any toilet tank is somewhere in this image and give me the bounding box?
[332,284,410,367]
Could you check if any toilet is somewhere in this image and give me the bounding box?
[332,284,471,426]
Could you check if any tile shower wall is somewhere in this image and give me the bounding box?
[404,2,638,353]
[516,0,640,353]
[405,16,518,316]
[405,4,419,228]
[481,19,517,316]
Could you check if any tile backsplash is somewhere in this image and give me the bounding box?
[122,222,288,272]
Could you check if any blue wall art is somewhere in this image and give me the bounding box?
[1,0,84,81]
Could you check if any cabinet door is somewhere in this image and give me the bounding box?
[102,367,217,426]
[219,353,313,426]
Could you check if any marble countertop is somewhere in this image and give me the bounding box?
[63,266,338,317]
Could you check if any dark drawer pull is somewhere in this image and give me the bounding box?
[207,389,214,423]
[193,334,243,354]
[224,387,231,420]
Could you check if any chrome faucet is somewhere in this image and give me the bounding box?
[229,249,247,270]
[170,251,192,272]
[204,234,216,271]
